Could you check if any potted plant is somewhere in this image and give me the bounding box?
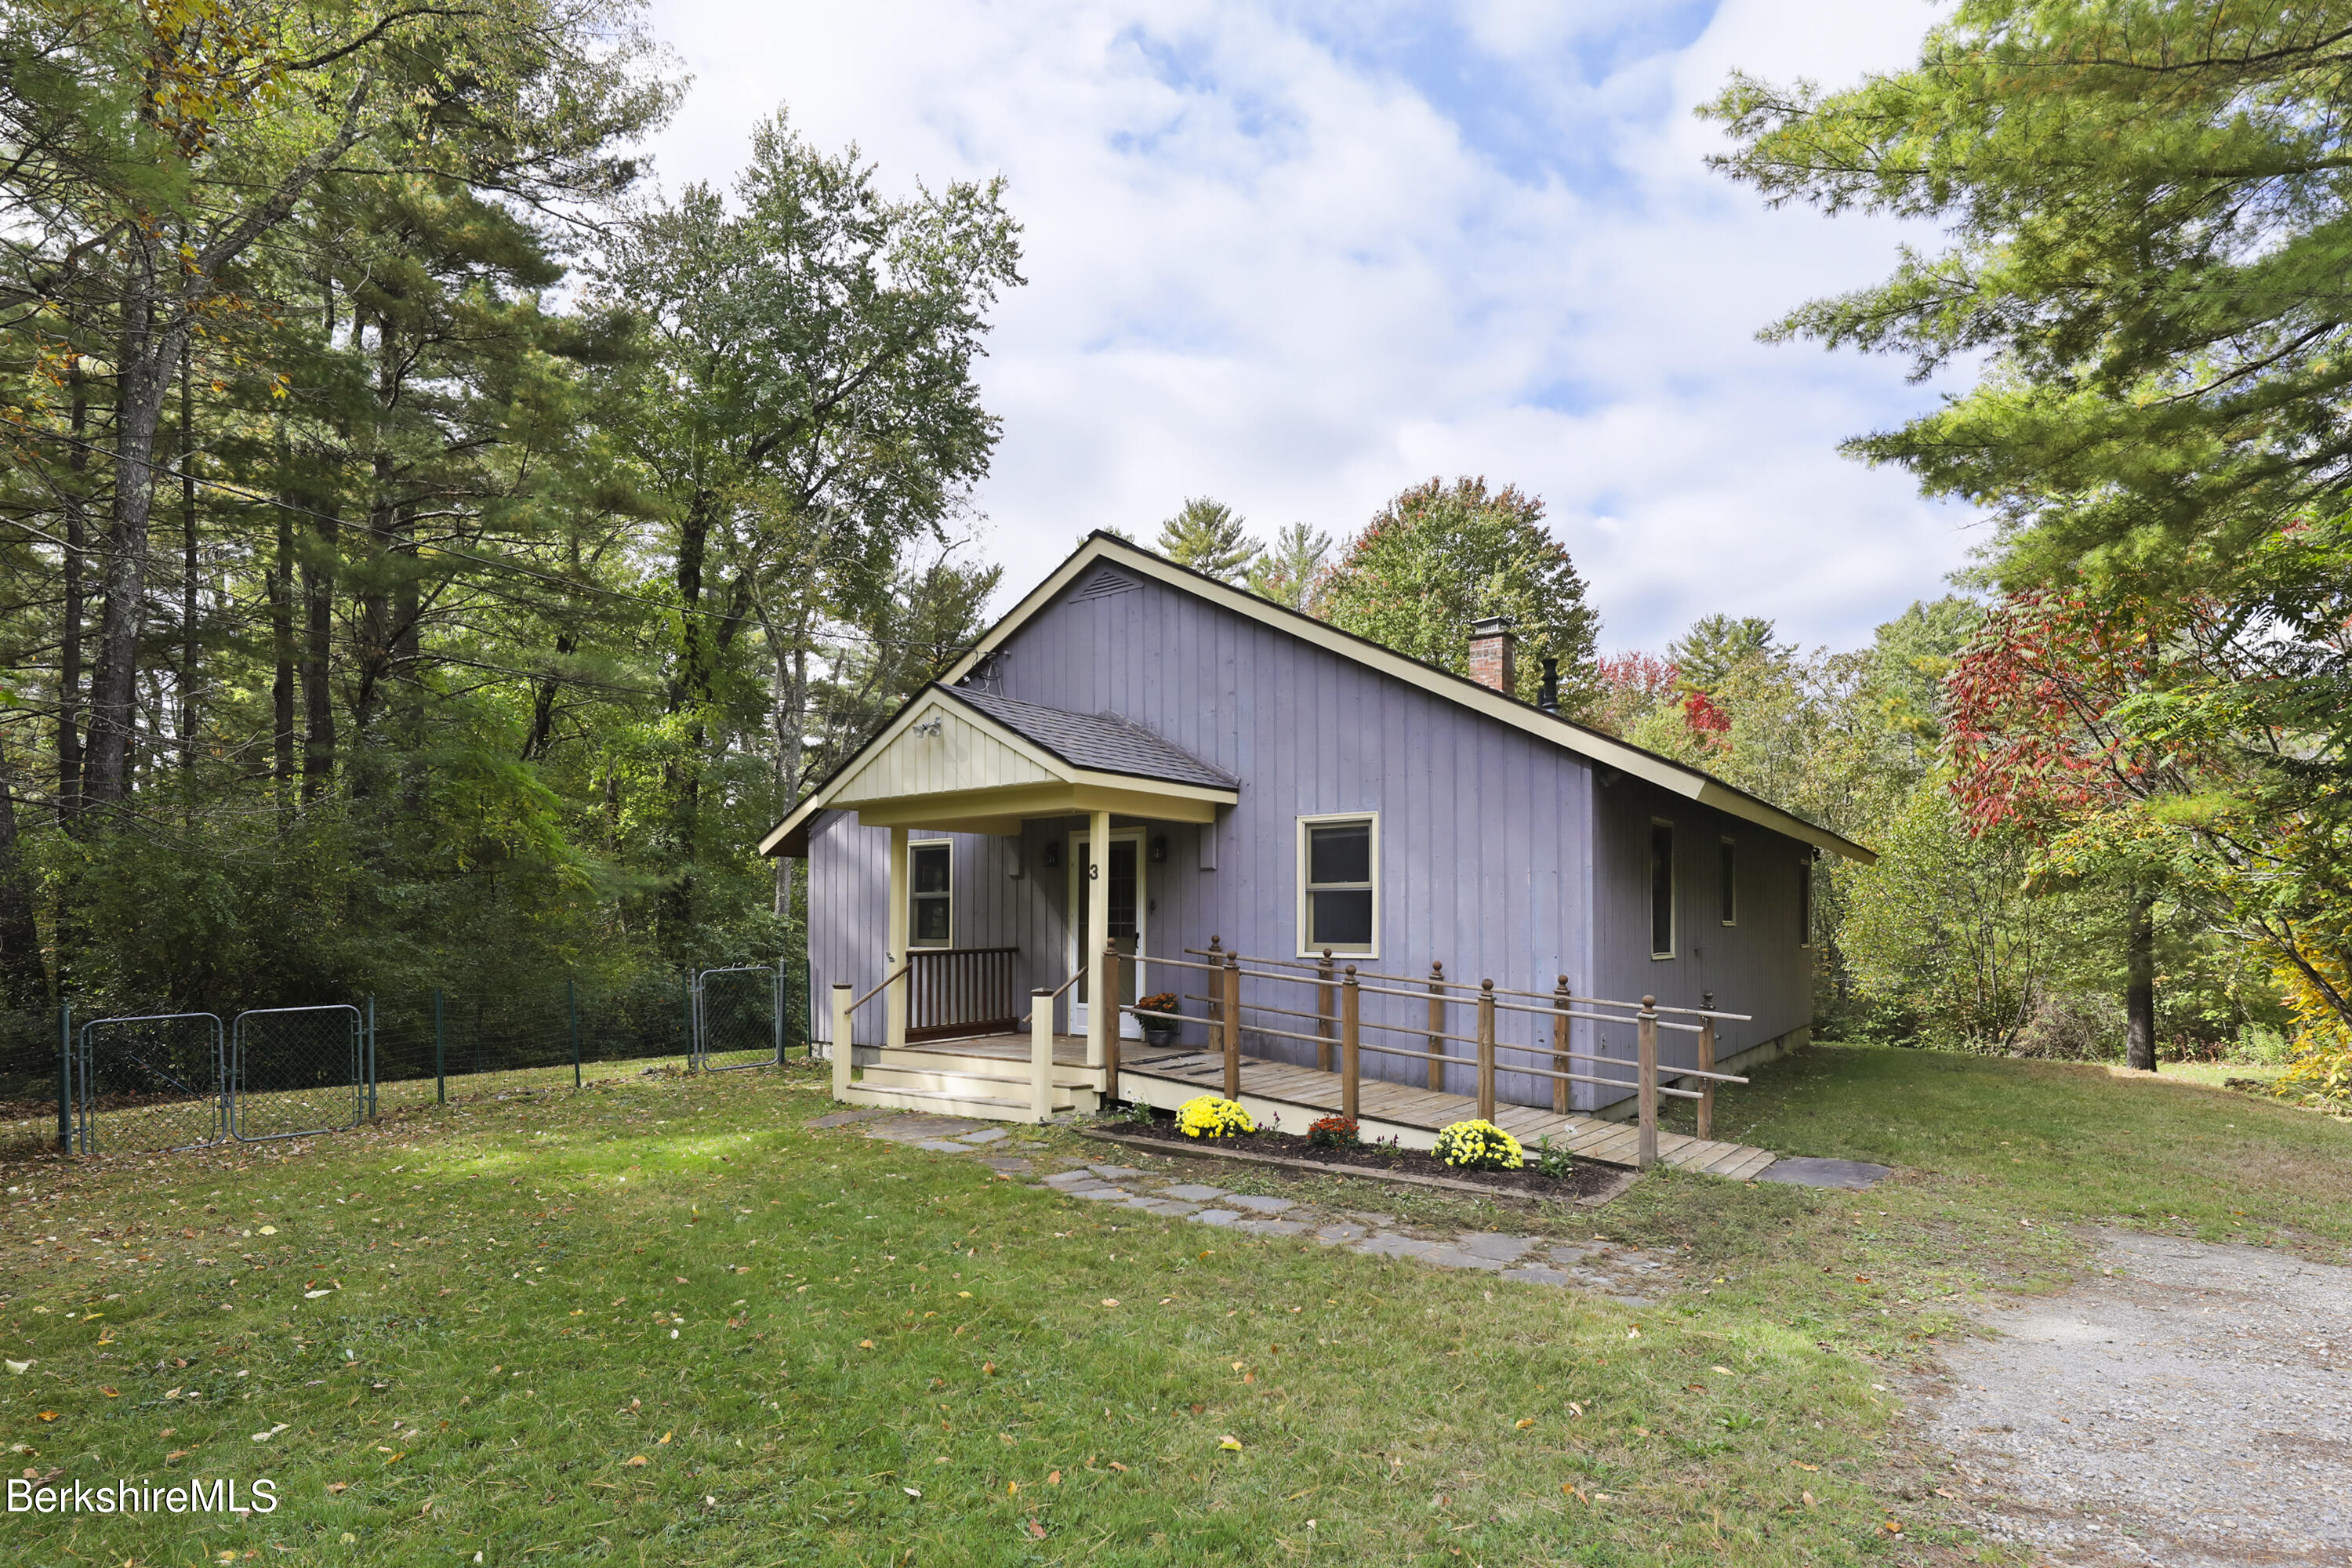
[1136,992,1181,1047]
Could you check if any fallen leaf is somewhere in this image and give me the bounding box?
[903,1486,920,1498]
[1026,1518,1046,1540]
[3,1359,29,1375]
[657,1432,672,1445]
[982,1362,996,1375]
[1933,1486,1958,1499]
[1101,1298,1120,1308]
[1625,1327,1640,1340]
[858,1340,875,1349]
[1218,1436,1243,1452]
[259,1226,277,1236]
[34,1412,56,1422]
[1047,1469,1061,1485]
[325,1482,347,1494]
[165,1450,191,1464]
[625,1456,648,1468]
[101,1387,118,1398]
[1109,1461,1129,1472]
[1515,1418,1535,1429]
[1711,1365,1734,1375]
[1793,1462,1819,1472]
[1882,1519,1903,1534]
[1802,1490,1816,1507]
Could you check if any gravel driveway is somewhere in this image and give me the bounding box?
[1920,1229,2350,1566]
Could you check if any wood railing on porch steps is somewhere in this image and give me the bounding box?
[906,946,1019,1042]
[1097,940,1755,1170]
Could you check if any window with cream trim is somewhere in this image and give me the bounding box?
[909,840,952,947]
[1298,815,1377,956]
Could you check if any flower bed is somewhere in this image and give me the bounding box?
[1104,1107,1621,1201]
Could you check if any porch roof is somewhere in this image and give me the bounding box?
[760,684,1237,855]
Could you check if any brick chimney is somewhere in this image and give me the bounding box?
[1468,616,1516,694]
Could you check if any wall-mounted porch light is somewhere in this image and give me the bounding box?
[1149,834,1168,864]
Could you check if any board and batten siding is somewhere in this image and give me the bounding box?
[805,562,1819,1104]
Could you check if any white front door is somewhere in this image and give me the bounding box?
[1069,829,1145,1040]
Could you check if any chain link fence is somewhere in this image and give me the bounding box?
[74,1012,227,1154]
[0,960,811,1155]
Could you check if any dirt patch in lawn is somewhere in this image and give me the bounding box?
[1912,1228,2352,1566]
[1103,1112,1623,1203]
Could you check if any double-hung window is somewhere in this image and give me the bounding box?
[1649,820,1675,959]
[909,840,953,947]
[1299,815,1377,956]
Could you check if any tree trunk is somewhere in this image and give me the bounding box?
[56,364,88,826]
[84,248,188,808]
[177,333,199,778]
[2125,888,2157,1072]
[269,507,297,808]
[0,775,47,1008]
[301,510,339,802]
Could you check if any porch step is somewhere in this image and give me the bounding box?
[858,1064,1090,1104]
[838,1082,1047,1122]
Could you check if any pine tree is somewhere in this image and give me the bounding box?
[1155,498,1260,581]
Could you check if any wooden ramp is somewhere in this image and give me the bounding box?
[1117,1051,1777,1179]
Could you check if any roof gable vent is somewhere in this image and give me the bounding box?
[1072,563,1141,601]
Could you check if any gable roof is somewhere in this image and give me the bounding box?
[762,532,1874,862]
[952,688,1238,790]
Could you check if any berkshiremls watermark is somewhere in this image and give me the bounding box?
[8,1475,278,1515]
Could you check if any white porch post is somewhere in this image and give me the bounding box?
[1086,808,1111,1069]
[886,826,910,1052]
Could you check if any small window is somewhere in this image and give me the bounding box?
[1719,837,1737,926]
[1797,855,1813,947]
[1649,820,1675,958]
[1300,815,1377,955]
[910,841,952,947]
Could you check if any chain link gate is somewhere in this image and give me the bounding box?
[230,1004,373,1142]
[73,1012,227,1155]
[692,966,782,1072]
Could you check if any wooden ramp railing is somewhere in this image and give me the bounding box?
[1100,940,1751,1171]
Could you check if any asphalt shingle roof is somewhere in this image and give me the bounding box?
[949,687,1237,791]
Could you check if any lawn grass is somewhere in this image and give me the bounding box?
[3,1043,2344,1566]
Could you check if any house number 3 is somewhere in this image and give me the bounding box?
[1087,862,1099,880]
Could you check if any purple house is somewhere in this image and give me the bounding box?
[763,533,1871,1167]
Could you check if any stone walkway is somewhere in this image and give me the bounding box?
[840,1112,1682,1304]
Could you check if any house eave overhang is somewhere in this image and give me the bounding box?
[759,685,1236,856]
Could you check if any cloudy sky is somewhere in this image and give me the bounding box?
[640,0,1973,653]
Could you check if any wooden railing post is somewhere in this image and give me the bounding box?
[1697,990,1716,1142]
[1221,950,1242,1101]
[1551,977,1571,1116]
[829,984,853,1102]
[1102,940,1122,1103]
[1030,989,1054,1123]
[1476,979,1497,1120]
[1315,949,1335,1073]
[1636,994,1659,1170]
[1206,934,1225,1042]
[1340,964,1360,1122]
[1425,960,1446,1091]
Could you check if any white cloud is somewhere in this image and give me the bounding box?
[640,0,1976,650]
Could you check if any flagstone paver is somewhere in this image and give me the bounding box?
[859,1116,1682,1298]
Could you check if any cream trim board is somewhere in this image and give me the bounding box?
[1069,826,1146,1037]
[1649,817,1676,961]
[1719,834,1738,927]
[909,838,953,949]
[932,534,1875,864]
[1297,811,1379,958]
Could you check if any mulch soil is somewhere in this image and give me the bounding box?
[1107,1111,1623,1201]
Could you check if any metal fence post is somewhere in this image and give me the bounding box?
[365,995,377,1120]
[55,1000,70,1154]
[568,978,582,1089]
[682,971,695,1069]
[772,963,784,1065]
[434,989,445,1104]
